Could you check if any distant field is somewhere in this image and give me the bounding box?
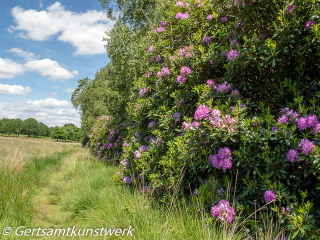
[0,135,80,143]
[0,137,246,240]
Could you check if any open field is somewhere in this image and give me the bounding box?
[0,137,251,239]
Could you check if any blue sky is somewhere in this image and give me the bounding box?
[0,0,114,127]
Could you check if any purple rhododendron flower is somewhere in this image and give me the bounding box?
[307,115,319,128]
[148,46,153,52]
[148,121,157,128]
[285,4,297,15]
[177,75,186,84]
[278,115,289,124]
[305,21,316,30]
[175,1,183,6]
[264,190,276,203]
[194,104,210,120]
[207,79,215,87]
[230,90,240,98]
[211,200,236,223]
[181,66,192,75]
[235,20,244,28]
[134,150,141,159]
[287,149,299,163]
[140,145,148,152]
[215,81,231,92]
[209,147,233,171]
[192,121,200,129]
[123,176,133,184]
[161,21,167,27]
[203,36,212,43]
[139,87,149,97]
[298,138,315,155]
[157,27,165,33]
[221,16,228,22]
[227,50,239,61]
[193,189,198,195]
[207,14,213,20]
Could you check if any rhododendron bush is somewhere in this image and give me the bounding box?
[87,0,320,237]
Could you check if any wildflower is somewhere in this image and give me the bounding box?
[264,190,276,203]
[157,27,165,33]
[227,50,239,61]
[298,138,315,155]
[148,46,153,52]
[287,149,299,163]
[194,104,210,120]
[285,4,297,15]
[160,21,167,27]
[123,176,133,184]
[203,36,212,43]
[193,189,198,195]
[181,66,192,75]
[207,14,213,20]
[221,16,228,22]
[211,200,236,223]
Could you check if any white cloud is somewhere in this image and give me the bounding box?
[49,92,57,97]
[10,2,114,55]
[24,59,78,81]
[0,98,80,127]
[7,48,38,61]
[38,0,43,8]
[26,98,72,109]
[64,88,74,93]
[0,84,32,95]
[0,58,25,79]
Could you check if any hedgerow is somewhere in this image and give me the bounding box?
[88,0,320,238]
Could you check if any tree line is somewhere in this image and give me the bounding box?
[0,118,81,141]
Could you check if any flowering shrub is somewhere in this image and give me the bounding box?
[87,116,126,162]
[92,0,320,237]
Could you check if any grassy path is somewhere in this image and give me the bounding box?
[0,137,240,240]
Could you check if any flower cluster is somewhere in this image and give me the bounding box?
[264,190,276,203]
[286,149,300,163]
[209,147,233,171]
[139,87,149,97]
[157,67,171,77]
[211,200,236,223]
[194,104,210,120]
[203,36,212,43]
[298,138,315,155]
[176,12,190,20]
[305,21,316,30]
[285,4,297,15]
[227,50,239,61]
[157,27,165,33]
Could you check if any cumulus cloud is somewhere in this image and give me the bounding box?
[0,58,25,79]
[0,84,32,95]
[10,2,114,55]
[24,59,78,81]
[7,48,38,61]
[0,98,80,127]
[3,48,78,81]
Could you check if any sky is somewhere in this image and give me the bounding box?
[0,0,114,127]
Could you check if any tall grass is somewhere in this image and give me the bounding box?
[0,137,77,229]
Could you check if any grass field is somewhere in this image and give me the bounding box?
[0,137,289,239]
